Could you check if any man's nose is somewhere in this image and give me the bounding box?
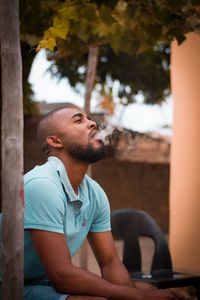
[88,119,97,129]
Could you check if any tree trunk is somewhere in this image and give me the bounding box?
[80,46,99,270]
[0,0,24,299]
[84,46,99,115]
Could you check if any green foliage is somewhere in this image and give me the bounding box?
[18,0,200,112]
[38,0,200,55]
[36,0,200,105]
[37,0,140,54]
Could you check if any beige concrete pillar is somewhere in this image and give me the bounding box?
[170,33,200,274]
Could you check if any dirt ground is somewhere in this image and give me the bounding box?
[72,238,197,300]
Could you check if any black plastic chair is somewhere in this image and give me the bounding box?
[111,209,200,298]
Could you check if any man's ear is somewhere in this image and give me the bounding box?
[46,136,63,149]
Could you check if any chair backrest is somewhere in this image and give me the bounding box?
[111,209,172,273]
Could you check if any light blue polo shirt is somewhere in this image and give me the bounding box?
[24,156,111,279]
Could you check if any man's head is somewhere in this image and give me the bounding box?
[37,104,106,164]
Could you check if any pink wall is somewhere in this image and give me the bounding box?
[170,33,200,274]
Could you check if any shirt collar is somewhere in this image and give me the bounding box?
[48,156,83,202]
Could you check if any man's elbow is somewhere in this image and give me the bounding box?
[49,264,77,293]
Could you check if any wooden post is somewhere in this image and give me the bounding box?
[84,46,99,114]
[0,0,24,299]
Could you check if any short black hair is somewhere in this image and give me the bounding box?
[42,103,81,120]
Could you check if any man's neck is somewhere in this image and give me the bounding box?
[54,153,88,195]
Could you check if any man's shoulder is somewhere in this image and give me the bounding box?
[24,161,58,184]
[84,174,101,190]
[84,175,107,198]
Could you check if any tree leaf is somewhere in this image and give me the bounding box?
[99,4,115,25]
[49,21,69,39]
[37,38,56,51]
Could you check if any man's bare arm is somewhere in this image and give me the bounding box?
[29,229,184,300]
[88,231,184,299]
[88,231,134,287]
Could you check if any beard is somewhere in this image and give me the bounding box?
[66,141,106,163]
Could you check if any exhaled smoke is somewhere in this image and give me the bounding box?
[95,120,147,149]
[95,118,147,151]
[95,123,124,145]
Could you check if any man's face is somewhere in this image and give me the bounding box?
[52,107,106,163]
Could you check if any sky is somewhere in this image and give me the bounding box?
[28,50,173,135]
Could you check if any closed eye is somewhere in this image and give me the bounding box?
[71,113,85,123]
[71,112,93,124]
[74,118,82,123]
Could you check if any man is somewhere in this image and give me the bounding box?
[22,104,184,300]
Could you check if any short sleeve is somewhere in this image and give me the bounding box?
[89,186,111,233]
[24,178,65,233]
